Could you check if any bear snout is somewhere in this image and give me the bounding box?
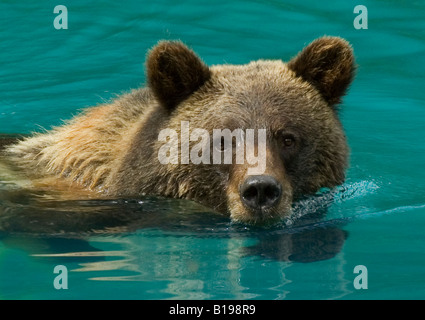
[240,175,282,213]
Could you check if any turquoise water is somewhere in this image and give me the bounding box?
[1,0,425,299]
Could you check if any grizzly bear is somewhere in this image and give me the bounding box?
[4,36,355,224]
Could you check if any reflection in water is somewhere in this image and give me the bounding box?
[244,227,347,263]
[1,225,349,298]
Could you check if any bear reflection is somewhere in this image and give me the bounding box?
[243,226,347,263]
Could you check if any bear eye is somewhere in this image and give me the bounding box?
[283,137,294,147]
[281,134,296,149]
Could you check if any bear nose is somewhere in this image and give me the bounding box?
[240,175,282,211]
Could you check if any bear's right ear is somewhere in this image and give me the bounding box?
[146,41,212,110]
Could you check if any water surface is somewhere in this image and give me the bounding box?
[0,0,424,299]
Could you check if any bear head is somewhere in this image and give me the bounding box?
[145,37,355,224]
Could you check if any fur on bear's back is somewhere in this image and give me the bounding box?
[5,88,157,190]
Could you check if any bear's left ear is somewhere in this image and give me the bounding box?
[287,37,356,107]
[146,41,212,110]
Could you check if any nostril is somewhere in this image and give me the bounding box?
[240,175,282,211]
[264,185,280,202]
[242,185,258,203]
[261,183,281,207]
